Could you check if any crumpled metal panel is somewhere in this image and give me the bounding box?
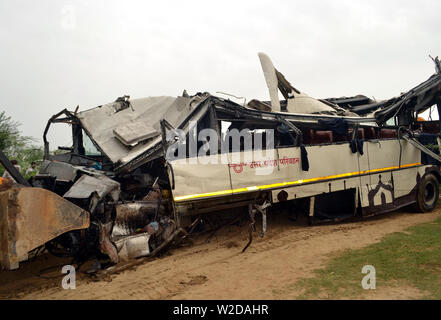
[0,187,90,270]
[77,96,203,165]
[374,73,441,125]
[113,121,159,146]
[114,233,150,261]
[39,159,78,182]
[63,174,120,201]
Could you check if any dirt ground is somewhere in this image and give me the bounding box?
[1,208,439,300]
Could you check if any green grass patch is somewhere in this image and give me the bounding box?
[296,216,441,299]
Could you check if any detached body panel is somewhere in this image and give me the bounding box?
[0,187,89,270]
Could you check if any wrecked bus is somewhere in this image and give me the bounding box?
[2,53,441,271]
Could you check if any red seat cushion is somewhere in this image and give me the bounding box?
[301,129,313,145]
[364,127,377,140]
[422,122,440,134]
[311,130,333,144]
[379,129,397,139]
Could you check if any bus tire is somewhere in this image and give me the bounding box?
[415,173,439,213]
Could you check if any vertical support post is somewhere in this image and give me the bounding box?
[436,100,441,136]
[72,122,84,155]
[209,104,221,154]
[308,196,315,225]
[261,211,267,238]
[242,204,256,253]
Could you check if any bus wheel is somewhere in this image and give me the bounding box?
[415,173,439,212]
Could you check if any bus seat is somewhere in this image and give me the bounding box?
[301,129,313,145]
[422,122,440,134]
[364,127,377,140]
[311,130,333,144]
[379,129,397,139]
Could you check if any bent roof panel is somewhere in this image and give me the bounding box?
[76,96,199,165]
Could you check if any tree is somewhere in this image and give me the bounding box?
[0,111,44,177]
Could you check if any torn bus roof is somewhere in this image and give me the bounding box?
[76,94,208,166]
[47,54,441,176]
[374,72,441,124]
[76,51,364,169]
[42,53,441,173]
[326,72,441,123]
[325,60,441,122]
[256,52,441,124]
[257,52,358,116]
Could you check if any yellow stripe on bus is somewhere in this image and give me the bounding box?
[173,162,421,202]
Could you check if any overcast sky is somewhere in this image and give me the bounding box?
[1,0,441,148]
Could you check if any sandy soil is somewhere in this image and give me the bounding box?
[1,208,439,300]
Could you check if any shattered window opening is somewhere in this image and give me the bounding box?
[82,130,102,156]
[46,122,74,154]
